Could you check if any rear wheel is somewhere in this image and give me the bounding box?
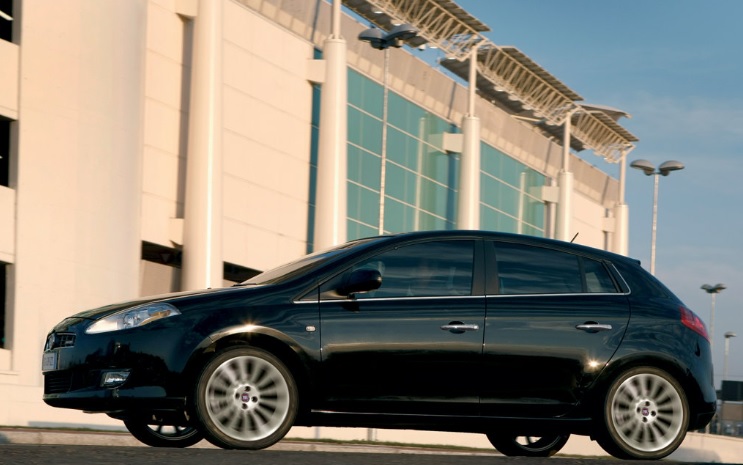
[486,434,569,457]
[124,417,203,448]
[596,367,688,460]
[192,347,298,450]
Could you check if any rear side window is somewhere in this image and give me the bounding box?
[491,242,618,295]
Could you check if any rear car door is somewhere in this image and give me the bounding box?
[481,240,630,418]
[317,238,485,416]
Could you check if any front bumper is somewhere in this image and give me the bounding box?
[42,319,197,414]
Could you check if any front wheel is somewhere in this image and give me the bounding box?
[486,434,569,457]
[596,367,689,460]
[124,417,203,448]
[192,347,298,450]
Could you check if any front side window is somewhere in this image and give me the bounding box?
[321,240,474,300]
[492,242,617,295]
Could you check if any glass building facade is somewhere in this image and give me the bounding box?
[313,69,547,245]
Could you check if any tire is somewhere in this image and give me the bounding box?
[124,417,203,448]
[596,366,689,460]
[192,346,298,450]
[486,433,569,457]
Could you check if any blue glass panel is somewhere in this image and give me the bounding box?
[418,211,447,231]
[385,162,417,204]
[348,107,383,154]
[387,93,427,136]
[421,149,454,185]
[347,182,380,228]
[348,144,381,190]
[348,70,383,118]
[386,127,419,170]
[384,197,415,234]
[347,219,378,241]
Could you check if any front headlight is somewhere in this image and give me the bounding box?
[85,302,181,334]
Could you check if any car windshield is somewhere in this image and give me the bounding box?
[240,238,378,286]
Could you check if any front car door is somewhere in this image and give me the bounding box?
[317,238,485,416]
[481,240,630,418]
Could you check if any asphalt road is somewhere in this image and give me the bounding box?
[0,445,703,465]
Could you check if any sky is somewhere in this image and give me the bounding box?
[441,0,743,388]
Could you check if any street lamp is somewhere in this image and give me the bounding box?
[724,331,737,382]
[701,283,726,350]
[630,159,685,275]
[358,25,418,441]
[359,24,419,234]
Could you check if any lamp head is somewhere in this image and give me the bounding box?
[725,331,737,339]
[658,160,685,176]
[630,159,656,176]
[359,24,418,50]
[701,283,726,293]
[358,27,385,50]
[385,24,419,47]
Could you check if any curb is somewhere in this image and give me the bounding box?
[0,428,497,456]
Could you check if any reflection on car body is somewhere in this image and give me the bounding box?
[42,230,715,459]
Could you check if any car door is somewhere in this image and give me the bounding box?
[480,240,630,418]
[317,238,485,416]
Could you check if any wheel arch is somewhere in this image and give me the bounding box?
[584,353,703,427]
[182,328,314,416]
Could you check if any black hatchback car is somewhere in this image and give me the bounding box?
[42,231,715,459]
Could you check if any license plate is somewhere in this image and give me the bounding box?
[42,352,57,371]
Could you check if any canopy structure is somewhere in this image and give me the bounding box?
[343,0,637,161]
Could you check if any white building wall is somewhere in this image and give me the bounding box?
[140,0,192,248]
[221,1,314,270]
[0,0,147,426]
[572,192,609,249]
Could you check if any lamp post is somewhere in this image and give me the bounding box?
[630,159,684,275]
[358,24,417,441]
[724,331,737,382]
[359,24,419,235]
[701,283,726,351]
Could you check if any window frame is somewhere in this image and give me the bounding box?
[312,238,485,302]
[485,240,625,296]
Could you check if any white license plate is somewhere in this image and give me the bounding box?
[42,352,57,371]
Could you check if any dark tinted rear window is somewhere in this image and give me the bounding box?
[491,241,618,295]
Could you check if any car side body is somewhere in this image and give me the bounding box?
[42,230,716,458]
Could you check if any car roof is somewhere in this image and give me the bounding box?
[356,230,641,266]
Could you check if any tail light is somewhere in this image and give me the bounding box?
[680,306,709,341]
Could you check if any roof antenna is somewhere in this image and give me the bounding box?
[570,232,579,243]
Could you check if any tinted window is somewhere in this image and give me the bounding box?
[492,242,618,295]
[321,240,474,299]
[583,257,618,293]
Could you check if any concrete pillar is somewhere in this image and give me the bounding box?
[182,0,223,290]
[457,47,480,230]
[313,2,347,250]
[612,152,629,255]
[555,112,574,241]
[457,116,481,229]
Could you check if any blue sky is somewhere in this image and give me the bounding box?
[447,0,743,387]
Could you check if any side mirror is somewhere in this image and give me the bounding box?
[338,268,382,297]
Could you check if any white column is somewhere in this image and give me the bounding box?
[182,0,223,290]
[555,111,573,241]
[457,47,480,230]
[313,1,347,250]
[458,116,481,229]
[612,152,629,255]
[556,170,573,241]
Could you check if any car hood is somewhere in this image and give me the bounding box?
[70,285,267,320]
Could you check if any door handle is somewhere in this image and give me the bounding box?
[440,323,479,333]
[576,323,613,332]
